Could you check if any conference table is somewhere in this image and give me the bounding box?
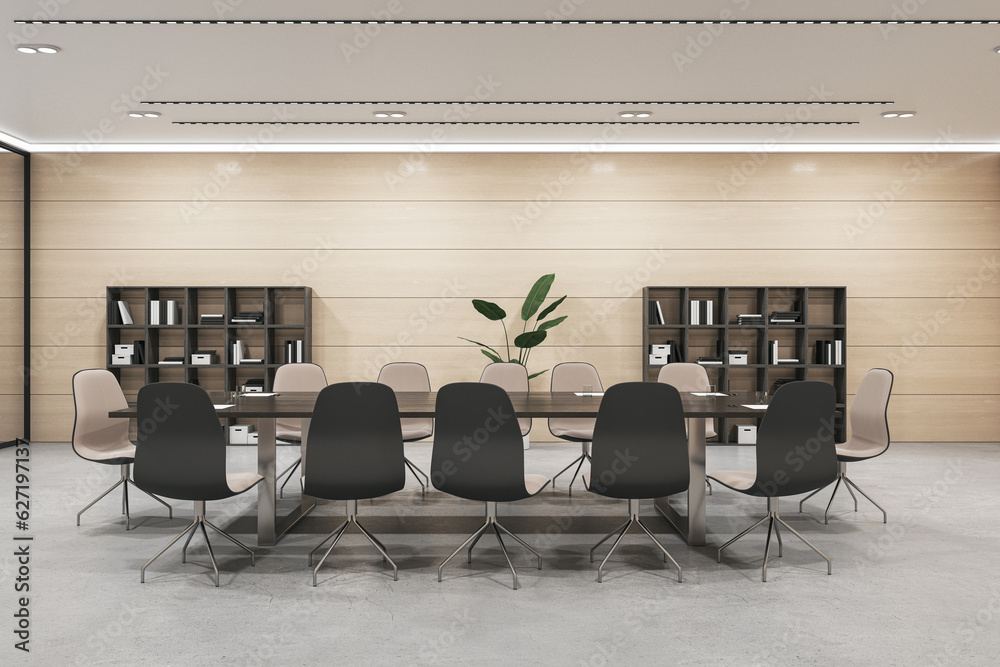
[112,390,767,546]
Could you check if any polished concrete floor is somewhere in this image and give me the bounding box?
[2,440,998,666]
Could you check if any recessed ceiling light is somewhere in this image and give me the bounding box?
[128,111,160,118]
[897,111,915,118]
[373,112,390,118]
[881,112,899,118]
[635,112,652,118]
[995,46,1000,54]
[373,111,405,119]
[16,44,60,54]
[389,112,406,118]
[619,111,652,119]
[618,112,635,118]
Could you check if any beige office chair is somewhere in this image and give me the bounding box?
[273,363,328,498]
[72,369,172,530]
[548,362,602,495]
[377,362,433,495]
[799,368,894,524]
[479,362,532,440]
[657,363,718,495]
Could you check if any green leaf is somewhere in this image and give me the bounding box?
[537,315,567,331]
[527,369,549,379]
[520,274,555,321]
[473,299,506,321]
[537,295,566,321]
[514,330,547,349]
[457,337,502,359]
[481,349,502,363]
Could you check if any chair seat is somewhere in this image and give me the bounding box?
[707,469,756,492]
[524,474,550,496]
[227,472,264,495]
[77,442,136,463]
[401,427,433,441]
[836,442,888,461]
[276,428,302,441]
[549,426,594,441]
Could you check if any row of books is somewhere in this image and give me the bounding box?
[232,310,264,324]
[815,340,844,365]
[150,300,181,325]
[736,313,764,325]
[648,301,666,325]
[231,340,263,365]
[769,310,801,324]
[768,340,799,364]
[689,300,714,325]
[200,314,224,325]
[285,340,306,364]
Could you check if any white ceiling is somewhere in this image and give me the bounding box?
[3,0,1000,151]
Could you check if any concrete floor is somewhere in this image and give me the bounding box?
[2,440,998,666]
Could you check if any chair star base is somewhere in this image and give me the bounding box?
[309,499,397,586]
[76,463,172,531]
[404,457,429,497]
[799,463,887,524]
[718,499,831,582]
[590,499,682,584]
[141,501,255,587]
[551,441,590,496]
[438,501,541,590]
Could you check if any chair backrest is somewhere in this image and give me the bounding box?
[753,381,838,498]
[479,362,531,436]
[377,362,433,439]
[71,369,134,463]
[845,368,893,455]
[133,383,233,501]
[656,362,718,438]
[589,382,690,500]
[273,363,328,437]
[432,383,530,502]
[548,362,602,439]
[303,383,405,501]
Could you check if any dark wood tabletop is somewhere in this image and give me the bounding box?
[110,390,768,419]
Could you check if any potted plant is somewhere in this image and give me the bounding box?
[459,273,567,379]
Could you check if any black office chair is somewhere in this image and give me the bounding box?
[133,383,263,587]
[709,381,838,582]
[432,383,551,590]
[584,382,690,583]
[304,382,406,586]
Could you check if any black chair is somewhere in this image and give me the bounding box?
[709,381,838,582]
[584,382,690,583]
[304,382,406,586]
[133,383,263,587]
[432,383,550,590]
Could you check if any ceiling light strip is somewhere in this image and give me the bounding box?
[173,121,858,126]
[15,19,1000,26]
[146,100,893,106]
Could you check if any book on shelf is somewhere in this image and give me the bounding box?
[768,340,779,364]
[814,340,844,365]
[231,310,264,324]
[285,339,305,363]
[736,313,764,325]
[200,314,224,325]
[150,300,180,325]
[231,340,245,365]
[696,357,723,365]
[777,358,800,364]
[116,300,133,325]
[133,340,145,364]
[835,339,843,365]
[769,309,801,324]
[689,299,713,325]
[159,356,184,365]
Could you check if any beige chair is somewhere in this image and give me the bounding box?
[479,362,531,440]
[548,362,602,495]
[377,362,433,495]
[72,369,171,530]
[273,363,329,498]
[656,363,718,495]
[799,368,894,523]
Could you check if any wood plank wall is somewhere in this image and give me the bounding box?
[0,151,24,442]
[28,152,1000,442]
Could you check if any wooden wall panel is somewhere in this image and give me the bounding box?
[0,152,23,201]
[29,395,71,443]
[29,152,1000,442]
[31,200,1000,251]
[0,395,24,443]
[849,298,1000,347]
[33,153,1000,202]
[29,248,1000,300]
[0,299,23,343]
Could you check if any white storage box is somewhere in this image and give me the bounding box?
[229,424,255,444]
[111,354,133,365]
[191,353,218,365]
[649,344,671,355]
[728,351,748,365]
[114,344,135,355]
[649,354,669,366]
[247,432,259,445]
[737,424,757,444]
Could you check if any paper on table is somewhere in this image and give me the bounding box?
[741,404,769,410]
[213,404,235,409]
[242,392,278,397]
[574,392,605,397]
[692,392,729,397]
